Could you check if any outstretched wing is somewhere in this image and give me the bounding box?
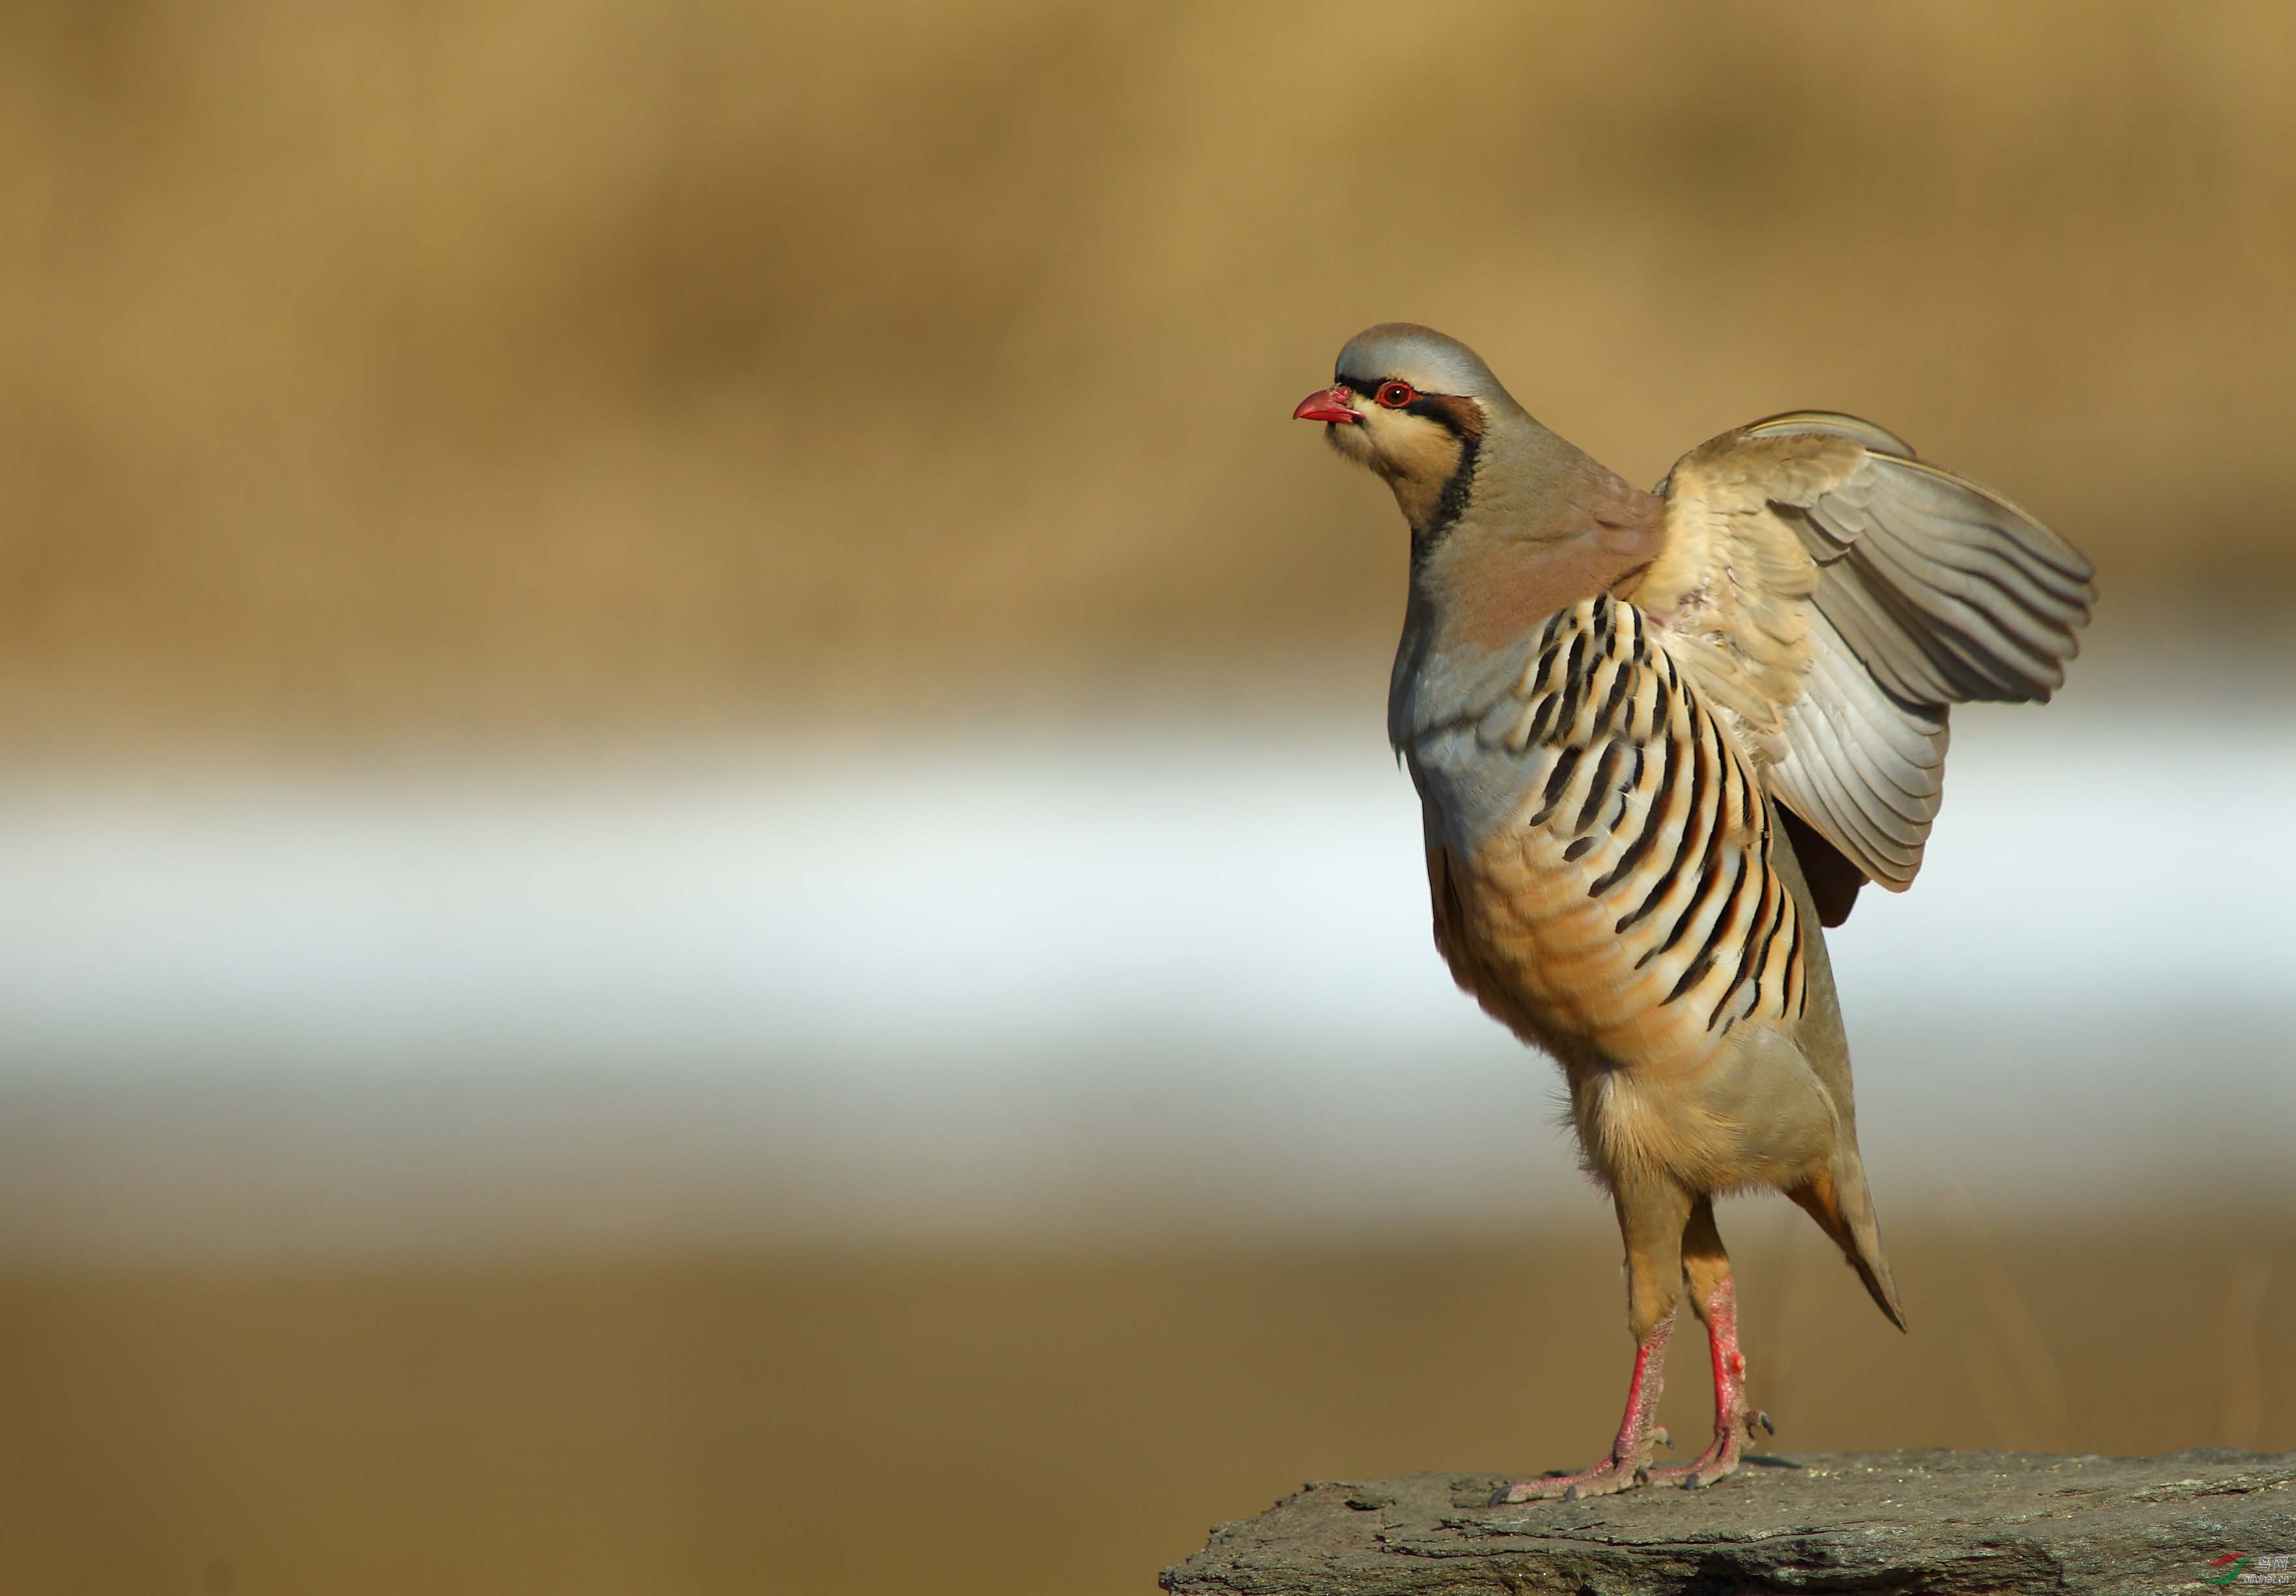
[1628,412,2095,916]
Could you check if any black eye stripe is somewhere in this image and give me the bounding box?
[1341,374,1456,407]
[1334,374,1480,440]
[1407,396,1480,439]
[1338,373,1412,399]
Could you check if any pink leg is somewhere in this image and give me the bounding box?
[1644,1275,1771,1489]
[1489,1312,1677,1503]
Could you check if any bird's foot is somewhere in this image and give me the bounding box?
[1642,1408,1770,1491]
[1488,1430,1670,1503]
[1490,1319,1678,1504]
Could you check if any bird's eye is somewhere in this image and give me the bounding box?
[1376,381,1417,409]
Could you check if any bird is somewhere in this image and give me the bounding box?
[1293,323,2093,1500]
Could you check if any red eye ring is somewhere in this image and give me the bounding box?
[1376,381,1417,409]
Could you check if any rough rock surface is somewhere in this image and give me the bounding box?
[1162,1449,2295,1596]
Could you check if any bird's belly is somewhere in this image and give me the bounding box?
[1439,827,1758,1077]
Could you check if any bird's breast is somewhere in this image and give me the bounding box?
[1411,597,1808,1076]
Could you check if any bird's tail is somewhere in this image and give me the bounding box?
[1790,1153,1905,1331]
[1768,810,1906,1331]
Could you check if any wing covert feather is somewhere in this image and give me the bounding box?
[1634,413,2093,898]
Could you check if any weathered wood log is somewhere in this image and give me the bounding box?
[1162,1449,2295,1595]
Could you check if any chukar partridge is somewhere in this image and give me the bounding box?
[1294,324,2093,1499]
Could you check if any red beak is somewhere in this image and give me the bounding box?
[1292,385,1359,425]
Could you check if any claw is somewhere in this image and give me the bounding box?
[1758,1411,1775,1436]
[1561,1483,1580,1503]
[1653,1426,1673,1449]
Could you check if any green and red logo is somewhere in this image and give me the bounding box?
[2209,1553,2295,1586]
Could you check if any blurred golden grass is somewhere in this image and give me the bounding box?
[0,1221,2287,1595]
[1,1,2293,749]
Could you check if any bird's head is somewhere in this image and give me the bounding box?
[1293,323,1514,536]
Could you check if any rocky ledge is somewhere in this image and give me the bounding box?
[1162,1449,2295,1595]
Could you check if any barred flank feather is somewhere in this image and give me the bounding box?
[1465,597,1808,1056]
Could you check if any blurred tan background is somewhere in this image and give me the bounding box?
[1,3,2293,1593]
[6,0,2295,751]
